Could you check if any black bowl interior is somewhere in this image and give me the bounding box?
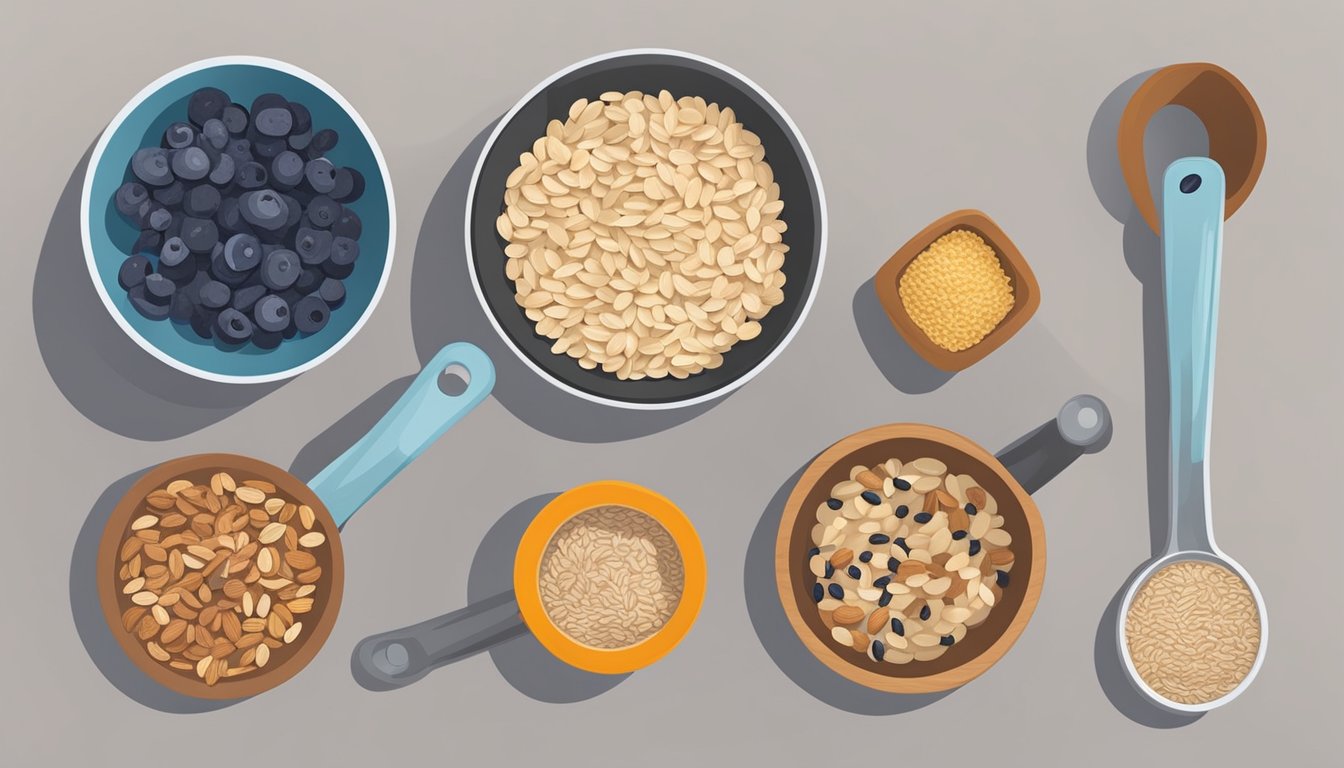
[468,52,824,406]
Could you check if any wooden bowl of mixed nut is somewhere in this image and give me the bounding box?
[97,454,344,699]
[774,424,1045,693]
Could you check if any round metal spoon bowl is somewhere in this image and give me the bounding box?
[1117,549,1268,714]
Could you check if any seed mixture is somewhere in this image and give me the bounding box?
[538,505,685,649]
[113,471,329,686]
[1125,560,1260,705]
[898,229,1014,352]
[497,90,789,380]
[807,457,1015,664]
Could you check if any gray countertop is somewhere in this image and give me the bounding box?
[4,1,1340,765]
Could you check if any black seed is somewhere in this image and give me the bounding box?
[893,478,911,491]
[894,504,909,519]
[914,512,933,523]
[920,605,931,620]
[890,618,905,636]
[828,584,844,600]
[807,547,820,557]
[940,635,955,646]
[969,539,981,556]
[878,591,892,607]
[826,498,843,510]
[894,537,910,554]
[813,583,824,603]
[847,565,862,580]
[888,558,900,572]
[952,530,968,540]
[871,640,885,662]
[1180,173,1202,194]
[996,570,1010,588]
[868,534,890,545]
[824,562,834,579]
[860,490,881,505]
[858,551,872,563]
[872,575,891,589]
[965,503,978,516]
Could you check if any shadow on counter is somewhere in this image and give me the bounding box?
[69,467,245,713]
[408,123,724,444]
[33,149,282,442]
[852,277,954,394]
[1084,68,1208,729]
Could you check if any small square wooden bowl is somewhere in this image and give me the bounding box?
[874,210,1039,372]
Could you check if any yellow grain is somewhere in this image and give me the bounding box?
[898,229,1014,352]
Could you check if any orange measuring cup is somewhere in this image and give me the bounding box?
[353,481,706,686]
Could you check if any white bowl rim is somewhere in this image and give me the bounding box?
[80,54,397,385]
[1116,548,1269,714]
[464,47,828,410]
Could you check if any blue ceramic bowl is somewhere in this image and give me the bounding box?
[81,56,395,383]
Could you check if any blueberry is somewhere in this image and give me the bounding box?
[198,280,231,309]
[996,570,1010,588]
[250,93,288,116]
[303,158,336,194]
[143,273,175,305]
[293,295,331,334]
[846,565,861,579]
[130,148,173,186]
[288,101,312,134]
[827,584,844,600]
[329,235,359,266]
[132,229,162,255]
[894,504,909,519]
[215,308,253,344]
[152,180,185,207]
[171,147,210,181]
[260,248,300,290]
[826,498,842,511]
[114,182,149,218]
[253,294,291,332]
[240,190,289,231]
[164,122,196,149]
[870,640,884,662]
[180,216,218,253]
[222,103,249,136]
[189,308,217,339]
[200,118,229,150]
[254,106,293,137]
[223,233,262,272]
[159,236,189,267]
[118,255,151,290]
[330,167,364,203]
[128,285,170,319]
[280,193,304,230]
[858,551,872,563]
[208,153,236,186]
[890,617,905,636]
[295,266,324,293]
[306,195,340,228]
[965,503,977,516]
[159,253,196,284]
[892,478,912,491]
[812,583,824,603]
[305,128,338,158]
[251,134,287,159]
[230,283,267,313]
[868,534,890,545]
[316,277,346,308]
[210,251,252,287]
[236,161,268,189]
[187,87,228,126]
[332,208,362,239]
[940,635,955,647]
[860,490,881,505]
[184,184,221,217]
[252,329,283,349]
[168,290,195,323]
[164,211,184,239]
[225,138,253,165]
[147,206,172,232]
[271,151,305,188]
[913,512,933,524]
[287,129,313,151]
[968,539,981,556]
[294,227,333,265]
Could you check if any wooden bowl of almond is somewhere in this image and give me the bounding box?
[97,454,344,699]
[774,424,1046,694]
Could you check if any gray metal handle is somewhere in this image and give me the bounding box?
[351,591,528,691]
[996,395,1111,494]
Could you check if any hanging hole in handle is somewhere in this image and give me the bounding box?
[1179,173,1202,194]
[370,642,411,676]
[438,363,471,396]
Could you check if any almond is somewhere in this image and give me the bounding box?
[829,548,854,569]
[855,470,883,491]
[850,629,869,649]
[922,491,939,513]
[866,608,890,635]
[989,549,1015,568]
[896,560,927,580]
[965,486,987,509]
[935,490,959,510]
[947,506,970,534]
[832,605,865,625]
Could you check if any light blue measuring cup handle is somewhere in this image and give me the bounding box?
[307,343,495,528]
[1161,157,1224,554]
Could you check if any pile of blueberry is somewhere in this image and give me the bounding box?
[112,87,365,348]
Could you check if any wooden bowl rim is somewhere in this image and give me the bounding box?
[96,453,345,700]
[773,423,1046,693]
[874,209,1040,372]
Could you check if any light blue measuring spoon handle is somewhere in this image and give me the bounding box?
[1161,157,1224,555]
[307,343,495,528]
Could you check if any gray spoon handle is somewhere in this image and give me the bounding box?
[351,591,528,691]
[997,395,1111,494]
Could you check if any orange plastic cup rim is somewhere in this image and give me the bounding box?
[513,481,707,675]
